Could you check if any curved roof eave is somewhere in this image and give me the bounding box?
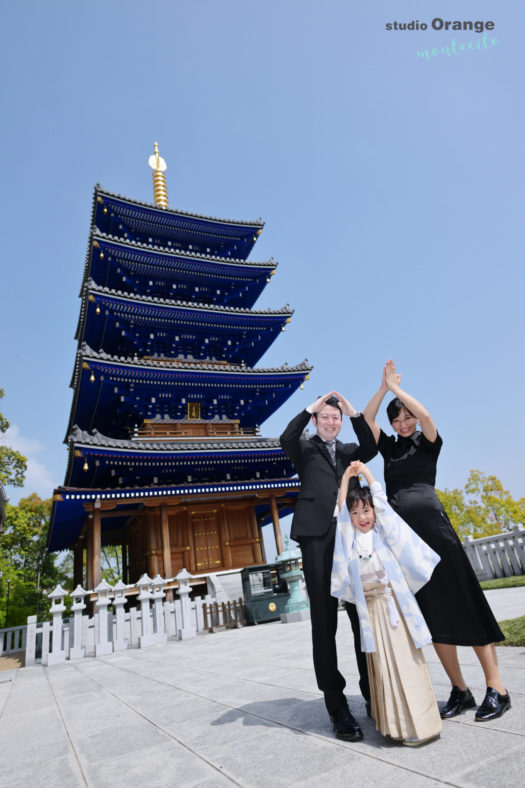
[68,427,283,453]
[95,184,265,230]
[71,343,311,387]
[80,228,278,297]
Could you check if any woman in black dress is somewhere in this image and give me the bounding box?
[363,360,510,722]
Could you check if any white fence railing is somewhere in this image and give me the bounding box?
[2,532,523,669]
[0,624,27,657]
[463,525,525,581]
[0,569,244,669]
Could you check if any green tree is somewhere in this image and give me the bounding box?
[101,545,122,584]
[435,486,468,536]
[0,494,66,626]
[437,470,525,539]
[0,388,27,487]
[464,470,525,535]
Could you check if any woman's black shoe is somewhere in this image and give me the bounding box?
[329,706,363,741]
[474,687,511,721]
[440,686,477,718]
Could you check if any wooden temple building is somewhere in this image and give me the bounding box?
[47,144,311,590]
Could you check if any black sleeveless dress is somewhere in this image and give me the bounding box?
[378,429,503,646]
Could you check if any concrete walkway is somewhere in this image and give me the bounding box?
[0,588,523,787]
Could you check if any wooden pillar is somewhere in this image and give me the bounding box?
[270,497,284,556]
[257,521,267,563]
[219,506,232,569]
[93,505,101,588]
[86,519,93,590]
[160,506,172,578]
[147,510,159,578]
[73,542,84,588]
[122,541,129,584]
[160,505,174,602]
[251,507,264,563]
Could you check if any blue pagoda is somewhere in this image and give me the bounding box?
[48,144,311,589]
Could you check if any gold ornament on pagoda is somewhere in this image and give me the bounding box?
[148,142,169,209]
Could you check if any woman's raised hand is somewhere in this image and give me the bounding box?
[384,359,402,391]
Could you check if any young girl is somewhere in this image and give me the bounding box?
[331,461,442,746]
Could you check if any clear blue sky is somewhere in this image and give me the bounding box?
[1,1,523,557]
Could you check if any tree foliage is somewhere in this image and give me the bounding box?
[100,545,122,584]
[437,470,525,539]
[0,494,67,626]
[0,388,27,487]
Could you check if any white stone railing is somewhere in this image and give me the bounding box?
[0,624,27,657]
[0,569,244,669]
[463,525,525,581]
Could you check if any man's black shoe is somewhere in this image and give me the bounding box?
[329,706,363,741]
[474,687,511,721]
[440,686,477,719]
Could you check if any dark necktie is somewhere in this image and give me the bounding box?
[326,440,336,465]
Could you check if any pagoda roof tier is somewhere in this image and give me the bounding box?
[84,231,276,308]
[92,187,264,258]
[77,282,293,366]
[48,477,301,552]
[68,345,312,437]
[65,428,295,488]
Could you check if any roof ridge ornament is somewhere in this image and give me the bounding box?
[148,142,169,209]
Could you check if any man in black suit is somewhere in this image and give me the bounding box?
[280,391,377,740]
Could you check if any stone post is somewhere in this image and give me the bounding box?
[41,621,50,666]
[137,573,157,648]
[151,574,168,643]
[129,606,139,648]
[164,599,176,639]
[94,579,113,656]
[47,584,68,665]
[25,615,37,667]
[69,585,87,660]
[112,579,129,652]
[176,568,196,640]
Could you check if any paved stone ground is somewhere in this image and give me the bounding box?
[0,588,523,787]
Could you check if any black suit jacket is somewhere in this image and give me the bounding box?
[280,410,378,541]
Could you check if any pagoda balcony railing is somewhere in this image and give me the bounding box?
[143,356,230,368]
[136,420,259,440]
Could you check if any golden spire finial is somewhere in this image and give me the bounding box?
[148,141,169,209]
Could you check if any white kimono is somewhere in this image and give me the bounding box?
[331,481,440,652]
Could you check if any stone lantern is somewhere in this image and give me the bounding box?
[69,585,87,659]
[47,584,68,665]
[112,579,129,651]
[277,537,310,624]
[94,579,113,656]
[151,574,168,643]
[137,573,157,648]
[176,568,196,640]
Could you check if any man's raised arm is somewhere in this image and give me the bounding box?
[333,390,378,463]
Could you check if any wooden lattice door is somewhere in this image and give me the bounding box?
[192,510,223,571]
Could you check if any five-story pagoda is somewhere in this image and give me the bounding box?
[48,145,311,590]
